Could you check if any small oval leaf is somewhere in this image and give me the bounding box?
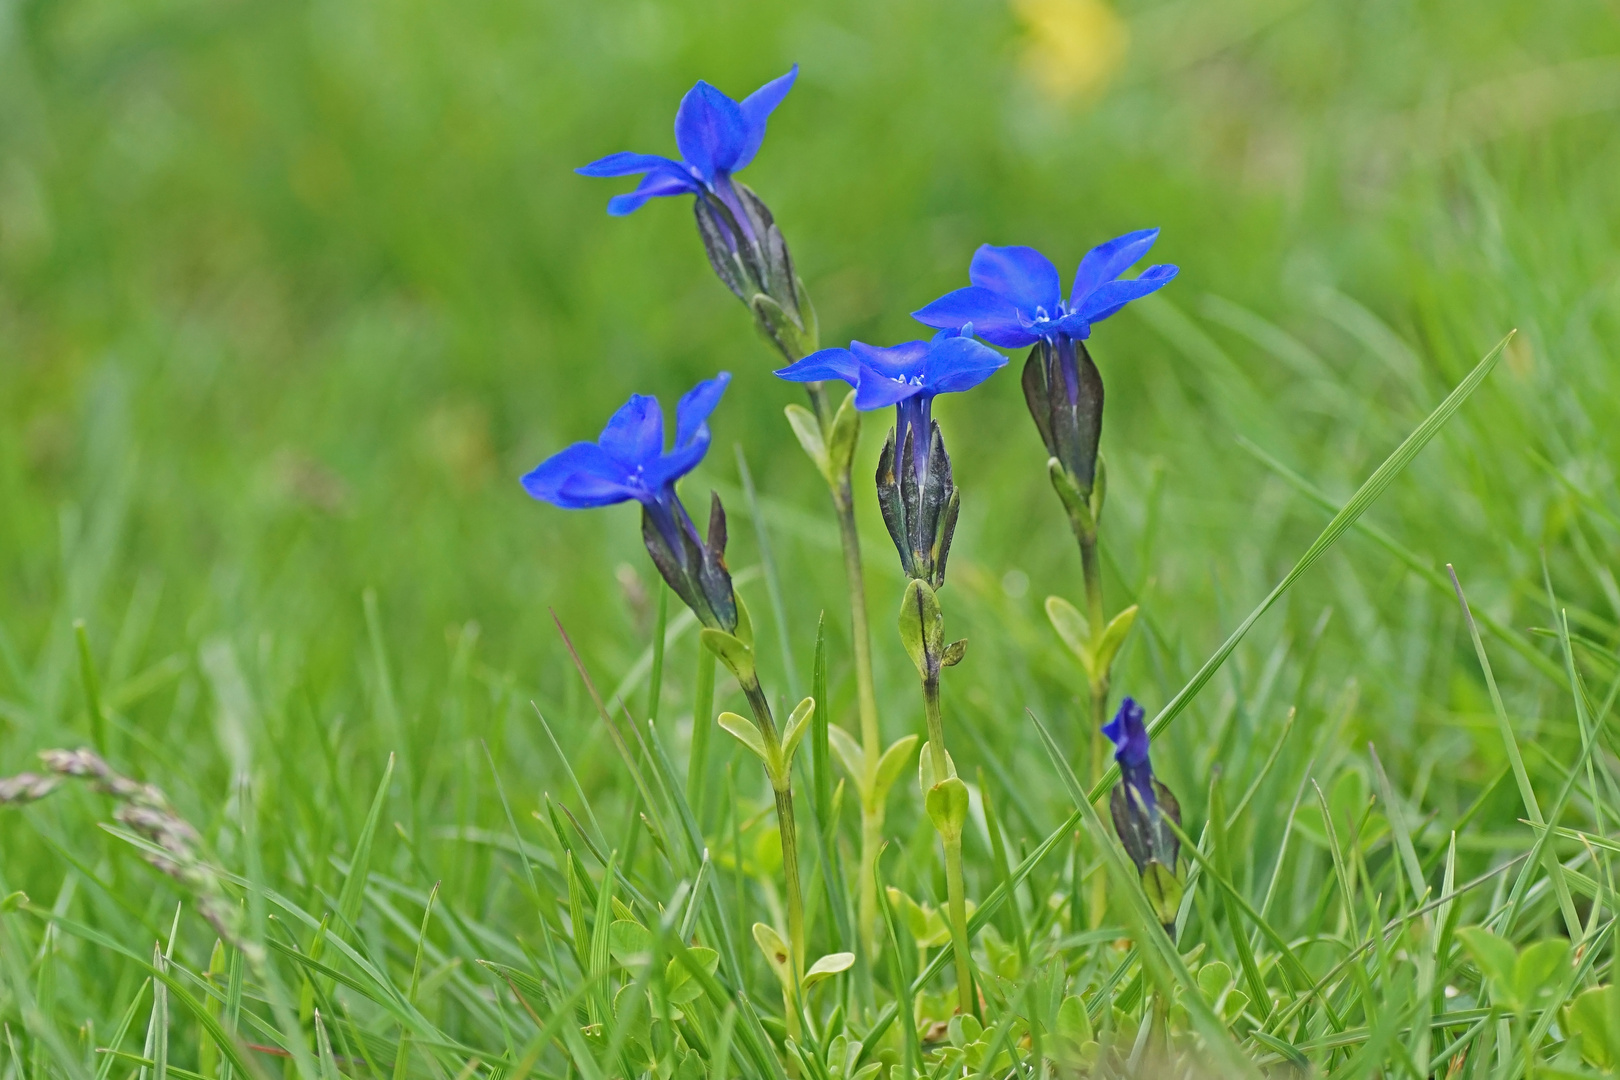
[826,724,866,788]
[918,742,958,794]
[1044,595,1092,670]
[700,628,754,683]
[825,391,860,475]
[717,711,769,764]
[925,777,970,841]
[780,696,816,770]
[783,404,828,478]
[803,951,855,990]
[1090,604,1138,677]
[751,922,793,986]
[872,734,919,801]
[898,579,944,676]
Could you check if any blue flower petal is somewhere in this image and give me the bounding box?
[968,245,1062,314]
[674,372,731,448]
[850,339,930,381]
[1050,312,1093,339]
[522,443,640,509]
[1101,697,1150,768]
[775,348,861,387]
[674,81,749,181]
[1071,264,1179,324]
[1069,228,1160,306]
[606,171,701,216]
[733,64,798,173]
[577,152,687,179]
[912,287,1035,348]
[598,394,664,468]
[919,335,1008,395]
[644,430,710,490]
[853,363,924,411]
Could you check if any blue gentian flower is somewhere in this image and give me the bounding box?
[914,231,1177,504]
[1102,696,1182,881]
[912,230,1178,348]
[1102,697,1155,809]
[523,373,739,631]
[576,66,798,218]
[778,330,1006,588]
[577,67,816,360]
[775,328,1006,482]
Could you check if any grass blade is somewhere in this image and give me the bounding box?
[1091,332,1511,804]
[1237,436,1562,683]
[1448,565,1583,937]
[336,753,395,940]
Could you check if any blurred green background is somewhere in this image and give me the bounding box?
[2,0,1619,881]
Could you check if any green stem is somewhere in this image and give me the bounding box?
[1079,525,1107,783]
[773,782,806,985]
[923,672,973,1014]
[942,834,973,1014]
[828,472,880,760]
[741,674,806,983]
[922,673,948,777]
[1078,521,1110,931]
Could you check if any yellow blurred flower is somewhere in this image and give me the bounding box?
[1013,0,1129,101]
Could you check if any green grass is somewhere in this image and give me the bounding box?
[4,0,1620,1075]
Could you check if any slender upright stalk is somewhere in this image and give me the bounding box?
[1075,521,1109,785]
[740,675,806,981]
[922,672,973,1014]
[1072,513,1110,930]
[834,471,881,758]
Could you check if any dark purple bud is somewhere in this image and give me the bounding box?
[1023,335,1103,497]
[1104,697,1181,876]
[875,420,957,589]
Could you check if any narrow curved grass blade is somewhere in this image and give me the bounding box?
[1089,332,1511,804]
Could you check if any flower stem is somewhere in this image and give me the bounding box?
[772,783,806,984]
[1079,524,1108,774]
[1078,520,1110,930]
[923,671,973,1014]
[834,473,881,759]
[741,674,806,983]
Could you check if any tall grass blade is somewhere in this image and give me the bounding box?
[337,753,395,940]
[1238,438,1562,682]
[1091,333,1511,803]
